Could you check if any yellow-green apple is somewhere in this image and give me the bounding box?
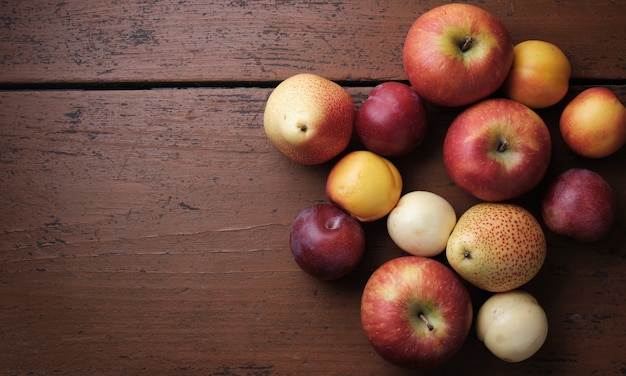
[503,40,571,109]
[290,204,365,280]
[263,73,355,165]
[402,3,514,107]
[446,203,546,292]
[541,168,617,242]
[559,87,626,158]
[387,191,456,257]
[361,256,473,369]
[476,290,548,362]
[443,98,551,202]
[326,150,402,222]
[354,82,428,157]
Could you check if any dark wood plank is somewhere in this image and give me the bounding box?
[1,87,625,374]
[1,0,625,84]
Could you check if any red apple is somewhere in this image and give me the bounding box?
[354,82,428,157]
[403,3,514,107]
[541,168,617,242]
[443,98,552,202]
[290,204,366,280]
[361,256,473,369]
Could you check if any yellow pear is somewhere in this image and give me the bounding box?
[263,73,354,165]
[446,203,546,292]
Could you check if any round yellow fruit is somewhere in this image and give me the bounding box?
[503,40,571,109]
[476,290,548,362]
[446,203,546,292]
[326,150,402,222]
[387,191,457,257]
[559,87,626,158]
[263,73,355,165]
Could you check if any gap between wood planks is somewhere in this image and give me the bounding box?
[1,78,625,92]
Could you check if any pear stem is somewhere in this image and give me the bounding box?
[460,35,473,52]
[418,313,434,331]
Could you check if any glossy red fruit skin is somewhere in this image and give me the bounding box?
[403,3,514,107]
[361,256,473,369]
[541,168,617,242]
[289,204,366,280]
[354,82,428,157]
[443,98,551,202]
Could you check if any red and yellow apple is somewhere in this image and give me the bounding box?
[443,98,552,202]
[263,73,355,165]
[361,256,473,369]
[559,87,626,158]
[503,40,571,109]
[326,150,402,222]
[403,3,514,107]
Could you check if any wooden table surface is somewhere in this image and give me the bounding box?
[1,1,625,375]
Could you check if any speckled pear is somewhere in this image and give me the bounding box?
[446,203,546,292]
[263,73,355,165]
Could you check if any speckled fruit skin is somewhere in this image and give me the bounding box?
[446,203,546,292]
[541,168,617,242]
[263,73,355,165]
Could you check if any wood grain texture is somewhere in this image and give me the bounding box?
[1,87,625,375]
[1,0,625,374]
[1,0,625,83]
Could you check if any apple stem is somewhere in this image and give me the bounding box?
[461,35,473,52]
[418,313,434,331]
[497,138,510,153]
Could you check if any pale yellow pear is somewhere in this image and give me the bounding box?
[263,73,354,165]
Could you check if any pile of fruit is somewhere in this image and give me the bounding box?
[262,3,625,370]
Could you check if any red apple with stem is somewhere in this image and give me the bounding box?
[443,98,552,202]
[290,204,366,280]
[354,82,428,157]
[361,256,473,369]
[403,3,514,107]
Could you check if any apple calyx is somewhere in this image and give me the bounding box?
[297,123,308,132]
[460,35,474,52]
[463,250,472,259]
[418,312,435,331]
